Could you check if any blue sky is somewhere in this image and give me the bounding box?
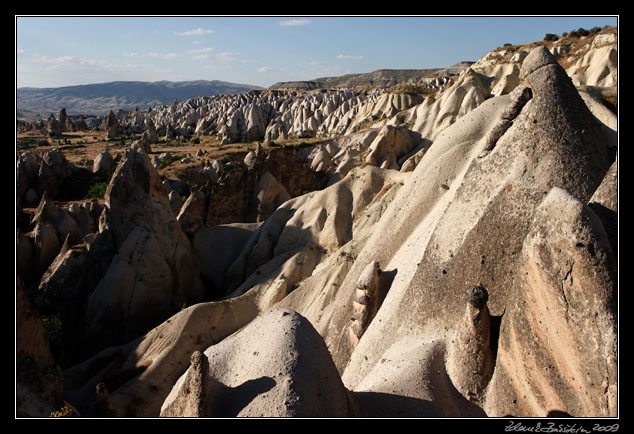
[15,15,618,89]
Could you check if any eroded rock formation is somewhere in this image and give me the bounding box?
[15,29,618,419]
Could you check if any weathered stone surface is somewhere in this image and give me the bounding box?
[16,279,65,417]
[365,124,415,169]
[36,148,73,198]
[588,160,618,255]
[84,144,206,353]
[247,171,291,222]
[176,189,207,235]
[16,33,618,419]
[446,285,494,402]
[329,46,614,418]
[63,299,260,417]
[485,187,617,417]
[161,308,351,417]
[103,110,119,140]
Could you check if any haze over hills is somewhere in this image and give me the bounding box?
[16,79,265,120]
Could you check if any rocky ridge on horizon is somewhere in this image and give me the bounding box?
[16,26,618,419]
[268,62,475,90]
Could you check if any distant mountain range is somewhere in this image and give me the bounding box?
[16,80,265,120]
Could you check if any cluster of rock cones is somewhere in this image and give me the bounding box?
[16,37,618,419]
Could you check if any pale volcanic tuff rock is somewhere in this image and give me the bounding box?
[222,164,409,314]
[484,187,617,417]
[62,298,260,417]
[137,89,383,144]
[567,36,618,88]
[102,110,120,140]
[20,193,101,286]
[83,143,207,354]
[35,148,73,199]
[333,46,615,417]
[17,33,618,419]
[161,308,350,417]
[344,92,425,133]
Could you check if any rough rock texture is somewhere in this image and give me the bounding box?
[190,222,260,297]
[446,285,494,402]
[405,67,491,141]
[365,125,416,170]
[248,171,291,222]
[63,299,260,417]
[588,160,618,255]
[161,308,351,417]
[36,148,73,199]
[314,46,613,417]
[16,279,65,417]
[16,33,618,419]
[83,144,206,354]
[484,187,617,417]
[567,44,617,87]
[103,110,120,139]
[36,229,115,367]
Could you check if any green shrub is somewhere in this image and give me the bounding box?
[42,314,62,348]
[388,83,436,96]
[87,182,108,199]
[544,33,560,41]
[17,137,38,150]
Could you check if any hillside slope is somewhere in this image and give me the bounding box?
[16,80,265,120]
[269,63,474,90]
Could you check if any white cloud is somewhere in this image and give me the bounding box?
[278,19,310,27]
[191,54,209,61]
[122,52,138,57]
[139,52,183,60]
[257,66,272,73]
[21,53,145,85]
[186,47,214,55]
[175,28,215,36]
[336,54,364,60]
[216,52,239,63]
[30,54,75,64]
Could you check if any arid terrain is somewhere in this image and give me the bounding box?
[16,26,618,420]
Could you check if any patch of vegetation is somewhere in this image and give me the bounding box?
[41,313,62,350]
[161,139,188,148]
[87,181,108,199]
[544,33,560,41]
[387,83,437,97]
[567,26,605,38]
[17,137,52,151]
